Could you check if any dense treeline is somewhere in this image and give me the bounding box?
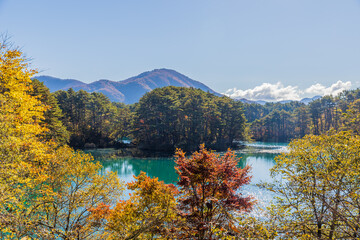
[244,89,360,142]
[53,89,133,148]
[133,86,246,152]
[31,84,246,152]
[30,79,70,145]
[34,77,360,148]
[39,81,360,148]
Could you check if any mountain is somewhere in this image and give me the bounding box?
[300,95,322,104]
[238,95,322,105]
[35,69,220,104]
[35,76,85,91]
[237,98,267,105]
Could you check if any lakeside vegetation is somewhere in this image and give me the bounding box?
[133,87,246,152]
[245,90,360,142]
[51,86,247,152]
[44,75,360,151]
[2,41,360,239]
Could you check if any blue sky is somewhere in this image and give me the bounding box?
[1,0,360,100]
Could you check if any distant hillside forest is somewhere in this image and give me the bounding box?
[245,89,360,142]
[33,77,360,150]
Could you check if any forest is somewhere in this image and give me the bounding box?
[48,81,360,150]
[133,87,246,152]
[50,85,247,152]
[245,90,360,142]
[2,42,360,239]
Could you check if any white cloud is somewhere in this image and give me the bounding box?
[224,82,301,101]
[224,80,353,102]
[305,80,352,96]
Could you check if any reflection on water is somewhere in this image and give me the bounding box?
[239,141,288,154]
[100,158,177,184]
[89,142,286,207]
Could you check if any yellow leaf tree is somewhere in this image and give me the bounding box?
[0,40,55,238]
[35,146,123,239]
[266,131,360,239]
[0,40,123,239]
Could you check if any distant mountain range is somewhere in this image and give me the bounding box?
[298,96,322,104]
[237,96,321,105]
[35,69,322,105]
[35,69,219,104]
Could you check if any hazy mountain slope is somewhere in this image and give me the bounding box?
[237,95,322,105]
[35,69,219,104]
[300,95,322,104]
[34,76,86,91]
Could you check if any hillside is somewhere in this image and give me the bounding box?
[35,69,219,104]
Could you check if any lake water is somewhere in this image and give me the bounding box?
[87,142,287,214]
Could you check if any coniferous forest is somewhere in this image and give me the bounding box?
[3,40,360,239]
[48,80,360,150]
[245,91,360,142]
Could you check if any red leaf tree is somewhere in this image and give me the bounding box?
[175,144,254,239]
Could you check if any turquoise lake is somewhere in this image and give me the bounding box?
[87,142,287,210]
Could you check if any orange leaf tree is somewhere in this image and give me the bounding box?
[175,144,254,239]
[90,171,179,239]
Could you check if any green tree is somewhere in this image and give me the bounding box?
[134,87,246,152]
[30,78,70,145]
[341,99,360,135]
[111,102,134,142]
[293,106,310,138]
[54,89,124,148]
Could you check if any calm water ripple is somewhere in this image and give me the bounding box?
[87,142,286,212]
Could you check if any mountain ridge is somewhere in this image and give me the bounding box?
[35,69,219,104]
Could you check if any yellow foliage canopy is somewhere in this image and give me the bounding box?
[267,131,360,239]
[0,41,123,239]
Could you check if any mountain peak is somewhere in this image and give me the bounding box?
[119,69,219,103]
[35,69,220,104]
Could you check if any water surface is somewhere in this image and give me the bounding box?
[88,142,287,210]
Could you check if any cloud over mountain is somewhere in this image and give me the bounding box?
[224,82,301,101]
[225,80,352,101]
[304,80,352,96]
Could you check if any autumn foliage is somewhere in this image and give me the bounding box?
[88,146,254,239]
[90,171,179,239]
[266,131,360,239]
[175,144,253,239]
[0,40,54,237]
[0,40,122,239]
